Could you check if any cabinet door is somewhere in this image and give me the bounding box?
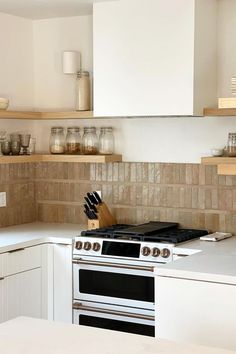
[6,268,42,321]
[0,277,7,323]
[156,276,236,351]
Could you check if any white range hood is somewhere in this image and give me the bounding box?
[93,0,217,117]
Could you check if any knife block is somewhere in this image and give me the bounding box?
[88,219,100,230]
[87,202,117,230]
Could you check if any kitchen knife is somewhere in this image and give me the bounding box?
[84,208,98,220]
[90,211,98,220]
[84,209,92,220]
[84,196,95,210]
[84,203,90,213]
[87,192,99,205]
[84,203,97,219]
[85,195,98,212]
[93,191,102,204]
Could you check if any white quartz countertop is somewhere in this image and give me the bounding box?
[0,222,85,254]
[156,237,236,285]
[1,222,236,286]
[0,317,234,354]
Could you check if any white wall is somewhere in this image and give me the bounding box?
[33,16,93,110]
[1,2,236,163]
[0,12,34,110]
[32,116,236,163]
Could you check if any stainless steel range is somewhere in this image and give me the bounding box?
[73,222,208,337]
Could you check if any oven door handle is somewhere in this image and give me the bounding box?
[73,302,155,321]
[73,258,154,272]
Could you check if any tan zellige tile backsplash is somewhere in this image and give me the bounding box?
[0,163,36,227]
[1,161,236,233]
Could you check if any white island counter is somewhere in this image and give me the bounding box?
[0,317,234,354]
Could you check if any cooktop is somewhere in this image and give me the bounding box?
[80,222,208,244]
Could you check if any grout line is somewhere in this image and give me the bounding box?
[35,200,234,214]
[33,178,236,189]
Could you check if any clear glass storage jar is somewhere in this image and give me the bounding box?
[227,133,236,157]
[65,127,81,154]
[50,127,65,154]
[99,127,114,155]
[82,127,98,155]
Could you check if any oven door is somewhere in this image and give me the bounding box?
[73,301,155,337]
[73,258,155,310]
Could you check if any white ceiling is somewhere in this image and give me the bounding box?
[0,0,113,20]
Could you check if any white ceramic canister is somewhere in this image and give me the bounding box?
[76,71,91,111]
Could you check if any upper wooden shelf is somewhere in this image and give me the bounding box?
[203,108,236,116]
[5,108,235,119]
[0,154,122,164]
[0,111,94,120]
[201,156,236,175]
[201,157,236,165]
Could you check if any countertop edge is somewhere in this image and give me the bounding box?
[155,268,236,286]
[0,237,73,254]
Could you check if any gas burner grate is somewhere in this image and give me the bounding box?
[80,222,208,244]
[144,229,208,244]
[80,224,132,239]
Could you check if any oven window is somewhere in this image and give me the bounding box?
[79,315,155,337]
[79,270,154,302]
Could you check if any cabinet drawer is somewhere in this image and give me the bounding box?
[5,245,42,276]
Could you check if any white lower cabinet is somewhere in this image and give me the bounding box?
[0,243,72,324]
[0,278,7,323]
[156,276,236,351]
[5,268,42,321]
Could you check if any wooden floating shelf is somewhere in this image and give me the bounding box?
[3,108,236,119]
[203,108,236,116]
[201,157,236,175]
[201,157,236,165]
[0,154,122,164]
[0,111,94,120]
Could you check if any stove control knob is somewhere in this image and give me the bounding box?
[161,248,171,258]
[92,242,101,252]
[152,247,161,257]
[84,242,92,251]
[75,241,83,250]
[142,246,151,257]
